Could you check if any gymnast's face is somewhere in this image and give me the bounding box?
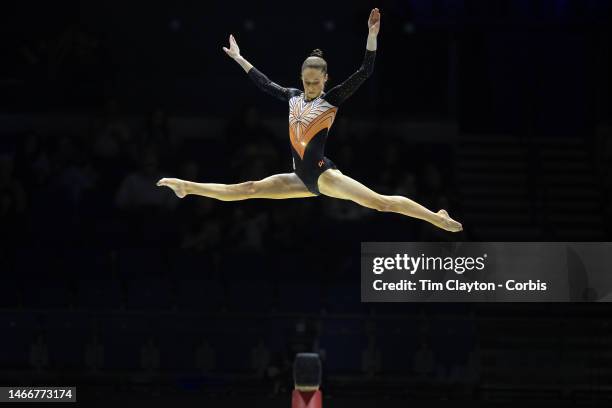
[301,68,328,100]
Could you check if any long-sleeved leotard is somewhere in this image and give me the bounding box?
[248,50,376,195]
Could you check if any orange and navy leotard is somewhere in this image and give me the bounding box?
[248,49,376,195]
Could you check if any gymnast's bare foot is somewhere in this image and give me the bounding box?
[433,209,463,232]
[157,178,188,198]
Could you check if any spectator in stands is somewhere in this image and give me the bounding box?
[91,98,131,163]
[377,142,402,188]
[115,146,177,211]
[321,188,370,220]
[144,107,173,148]
[250,338,271,378]
[421,163,444,208]
[0,154,27,241]
[179,199,223,251]
[14,131,48,194]
[264,351,291,396]
[142,107,180,168]
[140,336,160,372]
[395,171,418,198]
[413,336,435,380]
[29,332,49,373]
[226,105,281,178]
[463,337,481,384]
[361,334,381,378]
[288,319,315,355]
[175,158,224,250]
[266,208,296,250]
[89,98,134,200]
[53,135,96,208]
[226,207,269,253]
[177,159,200,187]
[0,154,27,211]
[84,332,105,373]
[195,337,216,374]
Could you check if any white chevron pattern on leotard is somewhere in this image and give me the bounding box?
[288,94,337,159]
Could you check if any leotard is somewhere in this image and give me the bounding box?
[248,49,376,194]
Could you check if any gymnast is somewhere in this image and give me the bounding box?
[157,8,462,232]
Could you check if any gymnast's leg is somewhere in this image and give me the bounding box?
[156,173,316,200]
[317,169,462,232]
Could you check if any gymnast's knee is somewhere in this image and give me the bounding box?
[372,196,393,212]
[241,180,258,197]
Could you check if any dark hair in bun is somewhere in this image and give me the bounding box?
[302,49,327,73]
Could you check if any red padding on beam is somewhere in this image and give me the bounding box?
[292,390,322,408]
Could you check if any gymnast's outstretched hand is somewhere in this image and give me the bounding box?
[368,8,381,36]
[157,177,188,198]
[222,34,241,59]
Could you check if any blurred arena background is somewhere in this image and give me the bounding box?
[1,0,611,405]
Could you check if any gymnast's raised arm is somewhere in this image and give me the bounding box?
[324,8,380,106]
[223,34,293,102]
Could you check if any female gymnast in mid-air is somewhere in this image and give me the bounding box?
[157,8,462,232]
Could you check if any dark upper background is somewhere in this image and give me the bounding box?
[1,0,611,406]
